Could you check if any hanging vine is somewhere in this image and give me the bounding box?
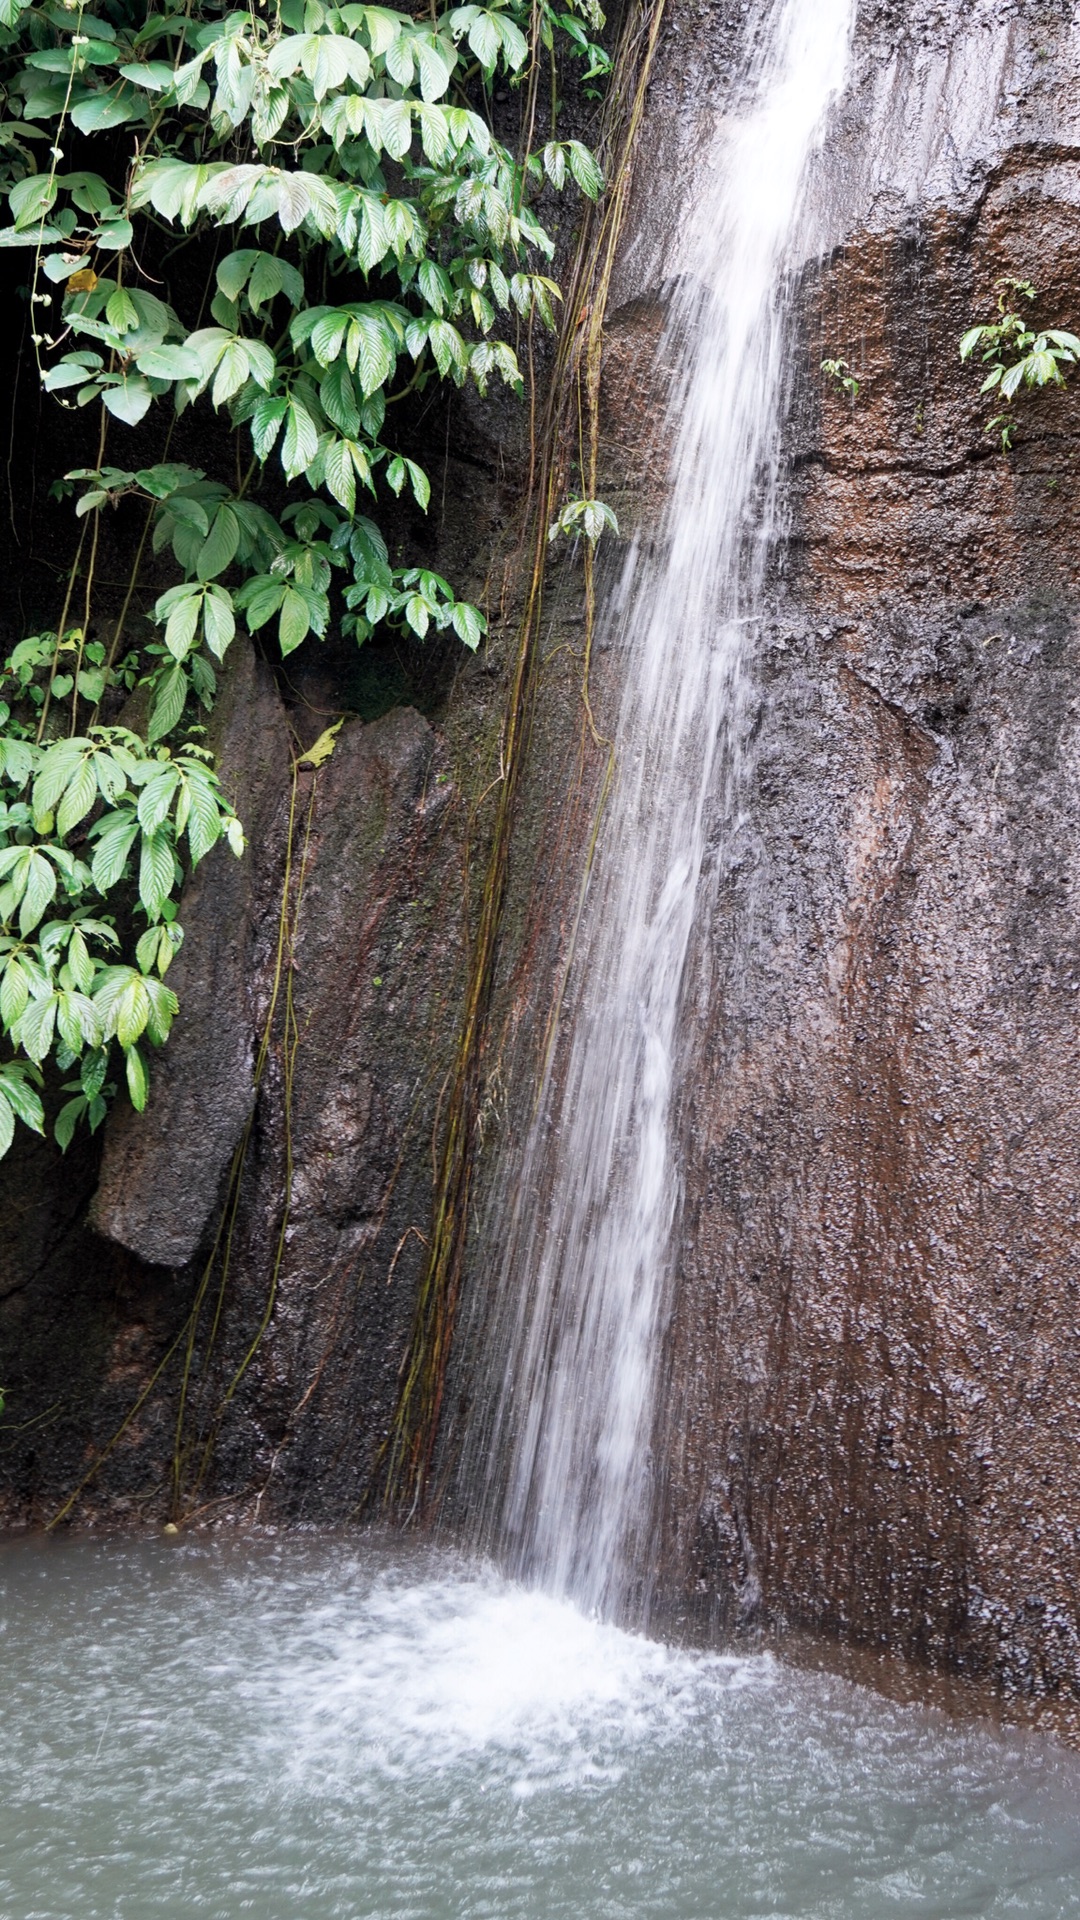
[379,0,667,1512]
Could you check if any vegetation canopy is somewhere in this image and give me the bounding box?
[0,0,606,1157]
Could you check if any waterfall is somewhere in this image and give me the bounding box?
[469,0,855,1617]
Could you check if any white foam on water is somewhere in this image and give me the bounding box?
[260,1565,773,1795]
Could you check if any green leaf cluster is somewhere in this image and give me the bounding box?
[548,495,618,546]
[0,0,609,1155]
[960,279,1080,451]
[0,704,241,1150]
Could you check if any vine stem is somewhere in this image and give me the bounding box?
[379,0,669,1514]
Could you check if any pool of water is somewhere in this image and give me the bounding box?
[2,1534,1080,1919]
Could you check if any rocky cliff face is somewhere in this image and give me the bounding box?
[638,0,1080,1703]
[4,0,1080,1717]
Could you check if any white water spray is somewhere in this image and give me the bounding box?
[475,0,854,1615]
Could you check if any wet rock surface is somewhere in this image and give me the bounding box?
[0,664,465,1524]
[646,0,1080,1706]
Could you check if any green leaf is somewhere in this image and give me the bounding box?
[565,141,603,198]
[238,577,285,632]
[71,87,141,135]
[148,663,188,742]
[211,339,252,406]
[451,600,485,650]
[185,772,224,863]
[135,342,203,382]
[405,459,430,511]
[278,587,311,657]
[251,394,289,458]
[323,438,357,514]
[57,988,101,1052]
[18,991,56,1062]
[196,504,240,581]
[9,173,57,231]
[282,400,319,480]
[202,587,235,660]
[68,927,94,991]
[157,585,201,662]
[56,758,98,836]
[0,1062,43,1133]
[138,825,176,921]
[91,815,138,890]
[136,766,180,833]
[20,851,57,935]
[320,361,361,436]
[80,1046,107,1099]
[125,1042,149,1110]
[1,958,29,1029]
[105,288,139,334]
[55,1094,87,1151]
[102,376,155,426]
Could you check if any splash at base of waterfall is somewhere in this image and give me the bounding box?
[4,1533,1080,1919]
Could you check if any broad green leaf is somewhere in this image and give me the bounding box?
[136,766,180,833]
[71,87,142,135]
[466,11,500,70]
[9,173,57,231]
[90,815,139,890]
[117,59,177,91]
[405,593,430,639]
[18,991,56,1061]
[1,958,29,1029]
[81,1046,108,1099]
[68,926,94,991]
[57,988,102,1052]
[125,1042,149,1110]
[405,459,431,510]
[0,1065,44,1133]
[212,339,253,406]
[323,438,357,514]
[282,399,319,480]
[163,587,202,661]
[54,1094,86,1151]
[543,142,567,189]
[238,577,285,631]
[105,288,139,334]
[102,376,155,426]
[202,587,235,660]
[451,600,485,649]
[185,772,224,862]
[148,662,188,742]
[565,140,603,198]
[56,758,98,836]
[20,851,57,935]
[143,976,178,1044]
[196,504,240,580]
[278,587,311,656]
[135,342,202,381]
[138,825,175,920]
[320,360,360,436]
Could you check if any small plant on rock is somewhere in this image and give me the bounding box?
[960,279,1080,451]
[821,356,860,402]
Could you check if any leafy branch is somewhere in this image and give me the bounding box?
[0,0,610,1155]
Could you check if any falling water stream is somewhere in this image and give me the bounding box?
[472,0,854,1613]
[6,4,1080,1915]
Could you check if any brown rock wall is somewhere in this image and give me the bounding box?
[651,84,1080,1704]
